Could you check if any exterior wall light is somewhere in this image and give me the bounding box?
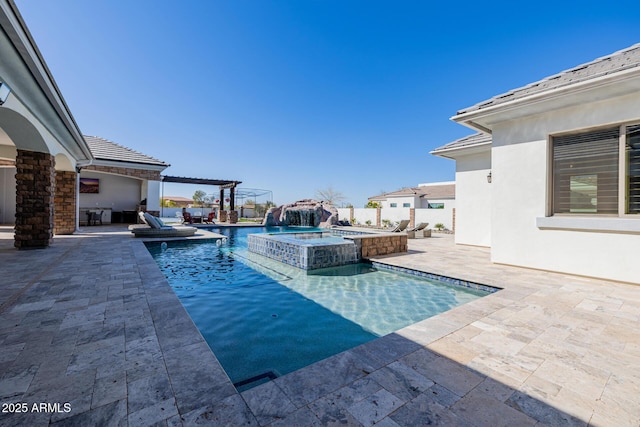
[487,171,492,183]
[0,83,11,105]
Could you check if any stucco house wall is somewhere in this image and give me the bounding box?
[434,44,640,284]
[490,92,640,283]
[79,171,142,212]
[454,151,491,246]
[0,166,16,224]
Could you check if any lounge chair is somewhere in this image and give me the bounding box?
[406,222,429,239]
[390,219,410,232]
[131,212,197,238]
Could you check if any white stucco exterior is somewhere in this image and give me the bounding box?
[453,150,491,247]
[437,46,640,284]
[0,165,15,223]
[488,93,640,283]
[79,171,143,212]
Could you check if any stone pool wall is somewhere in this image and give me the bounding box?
[248,231,408,270]
[247,233,358,270]
[345,233,408,258]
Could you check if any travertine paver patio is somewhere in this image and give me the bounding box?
[0,225,638,426]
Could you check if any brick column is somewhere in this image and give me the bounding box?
[376,207,381,227]
[15,150,55,248]
[54,171,76,235]
[228,210,238,224]
[409,208,415,228]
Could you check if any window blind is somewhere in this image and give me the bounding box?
[553,127,619,214]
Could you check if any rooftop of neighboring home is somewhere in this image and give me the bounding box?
[161,196,194,204]
[369,182,455,201]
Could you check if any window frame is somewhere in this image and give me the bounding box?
[548,121,640,218]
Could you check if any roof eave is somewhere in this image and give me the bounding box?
[430,141,491,159]
[452,67,640,132]
[91,158,169,171]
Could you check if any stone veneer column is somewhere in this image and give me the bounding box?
[409,208,415,228]
[15,150,55,248]
[54,171,76,235]
[376,207,381,227]
[228,210,238,224]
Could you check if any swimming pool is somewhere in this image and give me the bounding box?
[147,226,489,391]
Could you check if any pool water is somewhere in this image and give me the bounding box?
[147,226,487,391]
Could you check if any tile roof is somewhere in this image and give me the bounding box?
[84,135,169,167]
[431,132,491,153]
[457,43,640,115]
[370,183,455,200]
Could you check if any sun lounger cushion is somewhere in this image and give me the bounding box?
[143,212,163,229]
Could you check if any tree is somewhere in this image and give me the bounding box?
[315,186,345,206]
[365,201,380,208]
[254,200,275,217]
[192,190,207,207]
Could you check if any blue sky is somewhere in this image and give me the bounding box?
[15,1,640,207]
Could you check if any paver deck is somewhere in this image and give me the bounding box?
[0,225,638,426]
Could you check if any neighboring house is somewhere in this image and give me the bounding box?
[81,135,169,223]
[432,43,640,284]
[368,182,455,209]
[161,196,194,208]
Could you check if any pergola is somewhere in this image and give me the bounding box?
[161,175,242,221]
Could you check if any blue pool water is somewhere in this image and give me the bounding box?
[146,226,488,390]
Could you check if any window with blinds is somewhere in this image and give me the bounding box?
[552,127,619,214]
[627,124,640,214]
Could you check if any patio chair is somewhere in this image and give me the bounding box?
[390,219,410,232]
[406,222,429,239]
[182,211,193,224]
[204,212,216,224]
[131,212,197,238]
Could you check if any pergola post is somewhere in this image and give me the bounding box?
[228,186,238,224]
[218,188,225,222]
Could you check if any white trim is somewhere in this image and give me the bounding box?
[536,216,640,234]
